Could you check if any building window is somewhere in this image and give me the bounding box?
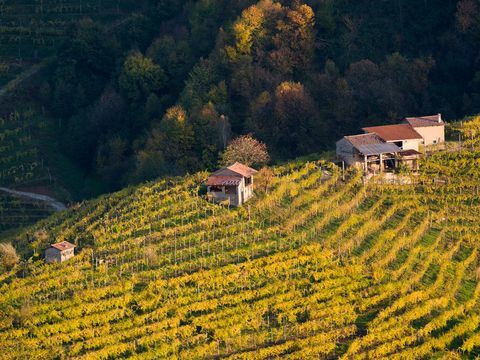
[245,177,252,185]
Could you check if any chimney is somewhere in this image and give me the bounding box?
[438,113,442,123]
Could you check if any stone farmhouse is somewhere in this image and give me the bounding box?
[336,114,445,174]
[45,241,76,263]
[206,162,257,206]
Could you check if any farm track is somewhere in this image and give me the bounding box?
[0,186,66,211]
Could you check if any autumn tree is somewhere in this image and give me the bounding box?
[270,2,316,75]
[220,134,269,167]
[0,243,20,271]
[255,166,275,193]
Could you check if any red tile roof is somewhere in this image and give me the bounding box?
[50,241,75,251]
[206,176,242,186]
[226,162,257,177]
[362,124,422,141]
[405,114,444,127]
[207,162,257,186]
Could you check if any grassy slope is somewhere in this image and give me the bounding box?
[0,150,480,358]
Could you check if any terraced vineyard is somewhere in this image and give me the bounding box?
[0,192,54,234]
[0,110,49,187]
[0,0,122,85]
[1,124,480,358]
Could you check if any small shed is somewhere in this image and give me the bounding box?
[336,133,421,174]
[45,241,76,263]
[206,162,257,206]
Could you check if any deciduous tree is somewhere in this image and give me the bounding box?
[220,134,269,167]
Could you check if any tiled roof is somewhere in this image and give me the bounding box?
[206,176,242,186]
[362,124,423,141]
[344,133,384,147]
[405,114,444,127]
[211,168,242,177]
[50,241,75,251]
[207,162,257,186]
[226,162,257,177]
[343,133,401,155]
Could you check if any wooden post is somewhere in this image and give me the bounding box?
[379,153,384,172]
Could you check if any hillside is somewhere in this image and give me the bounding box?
[4,0,480,203]
[1,121,480,358]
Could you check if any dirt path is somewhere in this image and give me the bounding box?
[0,187,67,211]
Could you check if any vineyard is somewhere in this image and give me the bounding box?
[0,192,54,234]
[0,110,50,187]
[0,0,123,85]
[1,122,480,358]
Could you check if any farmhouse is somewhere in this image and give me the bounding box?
[336,133,420,174]
[45,241,75,263]
[206,162,257,206]
[362,124,423,152]
[336,113,446,175]
[403,113,445,146]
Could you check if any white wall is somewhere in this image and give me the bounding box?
[414,126,445,146]
[399,139,421,152]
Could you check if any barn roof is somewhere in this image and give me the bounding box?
[343,133,401,155]
[362,124,423,141]
[405,114,444,127]
[50,241,75,251]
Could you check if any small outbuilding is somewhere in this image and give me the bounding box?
[336,133,421,174]
[45,241,76,263]
[206,162,257,206]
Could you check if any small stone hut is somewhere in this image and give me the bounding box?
[45,241,76,263]
[206,162,257,206]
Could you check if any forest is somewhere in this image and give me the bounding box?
[2,0,480,197]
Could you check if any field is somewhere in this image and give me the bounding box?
[1,122,480,358]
